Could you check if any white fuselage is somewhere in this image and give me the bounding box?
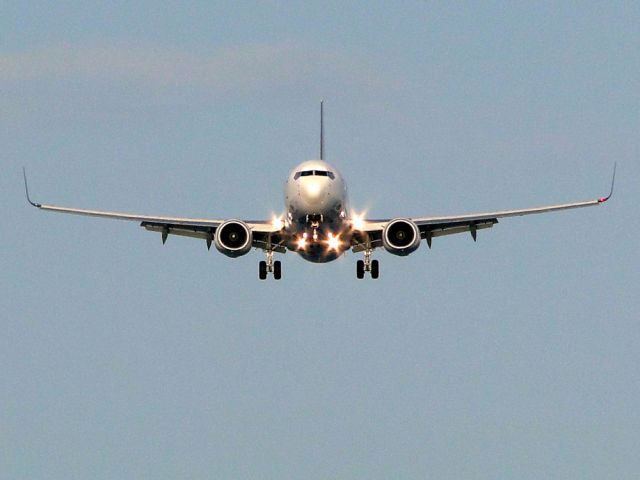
[284,160,351,262]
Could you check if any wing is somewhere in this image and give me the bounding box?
[352,165,616,251]
[23,169,283,250]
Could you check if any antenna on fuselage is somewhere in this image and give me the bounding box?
[320,100,324,160]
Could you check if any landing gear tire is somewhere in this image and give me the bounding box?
[356,260,365,279]
[371,259,379,279]
[273,260,282,280]
[259,260,267,280]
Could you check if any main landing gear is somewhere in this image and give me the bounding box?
[356,249,379,279]
[259,250,281,280]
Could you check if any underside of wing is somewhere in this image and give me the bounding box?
[142,220,286,251]
[351,165,615,251]
[33,203,227,227]
[23,170,283,250]
[30,200,284,251]
[412,198,604,225]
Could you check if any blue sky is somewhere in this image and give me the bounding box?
[2,2,639,479]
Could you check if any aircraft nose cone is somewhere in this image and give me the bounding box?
[301,179,325,205]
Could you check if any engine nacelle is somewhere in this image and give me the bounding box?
[214,220,253,257]
[382,218,421,256]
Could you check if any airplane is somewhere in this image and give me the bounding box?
[23,103,615,280]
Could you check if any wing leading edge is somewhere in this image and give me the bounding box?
[353,164,616,250]
[22,168,280,248]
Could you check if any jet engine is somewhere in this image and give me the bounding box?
[382,218,421,256]
[214,220,253,257]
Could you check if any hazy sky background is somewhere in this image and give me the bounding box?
[2,2,639,479]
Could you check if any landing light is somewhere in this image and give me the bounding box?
[326,232,342,252]
[296,237,307,250]
[271,214,285,230]
[350,211,367,231]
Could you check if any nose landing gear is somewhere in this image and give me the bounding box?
[356,249,379,279]
[259,250,282,280]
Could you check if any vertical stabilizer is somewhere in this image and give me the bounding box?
[320,100,324,160]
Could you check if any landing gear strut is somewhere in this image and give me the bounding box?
[259,250,282,280]
[356,249,379,279]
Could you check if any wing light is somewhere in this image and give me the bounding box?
[350,210,367,231]
[271,214,285,230]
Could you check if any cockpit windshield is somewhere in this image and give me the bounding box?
[294,170,335,180]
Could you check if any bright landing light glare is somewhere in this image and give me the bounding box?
[326,232,342,252]
[350,211,367,231]
[271,214,285,230]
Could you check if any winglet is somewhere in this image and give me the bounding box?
[22,168,42,208]
[598,162,617,203]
